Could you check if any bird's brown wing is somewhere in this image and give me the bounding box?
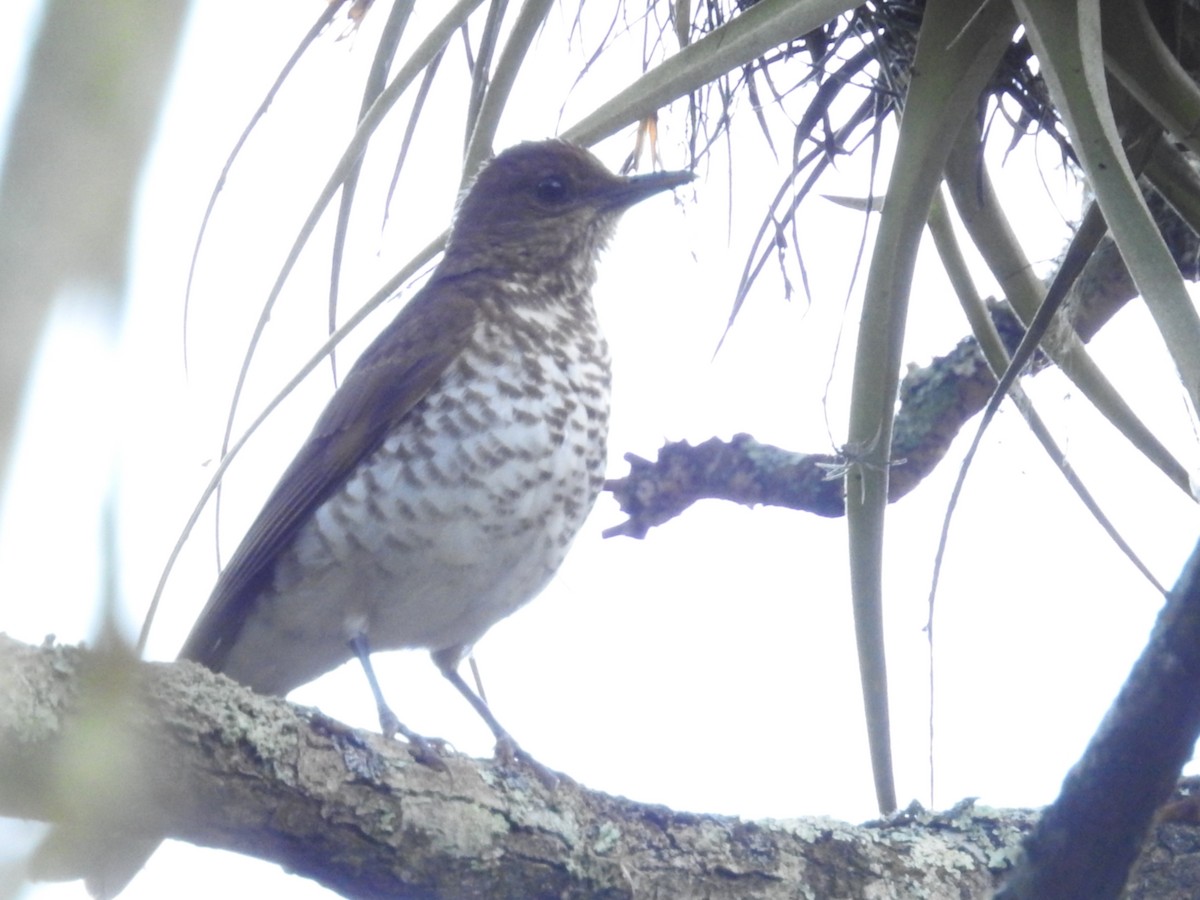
[180,275,479,670]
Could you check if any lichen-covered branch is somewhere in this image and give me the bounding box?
[6,634,1200,898]
[605,303,1028,537]
[605,203,1197,540]
[0,635,1035,898]
[602,435,844,538]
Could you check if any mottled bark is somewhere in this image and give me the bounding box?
[3,634,1200,899]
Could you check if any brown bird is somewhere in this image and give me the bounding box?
[36,138,691,897]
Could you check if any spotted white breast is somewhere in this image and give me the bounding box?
[219,295,611,695]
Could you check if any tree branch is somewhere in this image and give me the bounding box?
[998,537,1200,899]
[606,194,1197,539]
[7,631,1200,897]
[605,303,1028,536]
[0,634,1041,898]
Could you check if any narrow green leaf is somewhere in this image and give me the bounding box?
[1103,0,1200,159]
[463,0,556,181]
[844,0,1017,815]
[563,0,860,146]
[943,124,1193,498]
[1017,0,1200,415]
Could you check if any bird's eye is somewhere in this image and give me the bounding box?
[534,176,571,205]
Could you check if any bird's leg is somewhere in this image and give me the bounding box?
[349,633,446,770]
[468,654,488,704]
[431,647,559,788]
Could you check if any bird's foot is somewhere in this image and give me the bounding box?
[495,735,560,790]
[402,732,451,772]
[378,707,450,772]
[377,705,403,740]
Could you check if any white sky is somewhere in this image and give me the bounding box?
[7,2,1200,897]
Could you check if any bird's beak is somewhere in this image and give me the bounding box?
[609,168,694,208]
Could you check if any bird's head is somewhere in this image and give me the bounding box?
[445,139,692,273]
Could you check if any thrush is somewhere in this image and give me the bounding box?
[35,138,691,896]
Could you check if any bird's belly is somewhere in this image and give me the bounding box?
[219,359,607,694]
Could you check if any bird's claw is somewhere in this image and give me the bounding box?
[404,733,450,772]
[377,706,451,772]
[495,735,560,789]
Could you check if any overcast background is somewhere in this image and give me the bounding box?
[5,3,1200,897]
